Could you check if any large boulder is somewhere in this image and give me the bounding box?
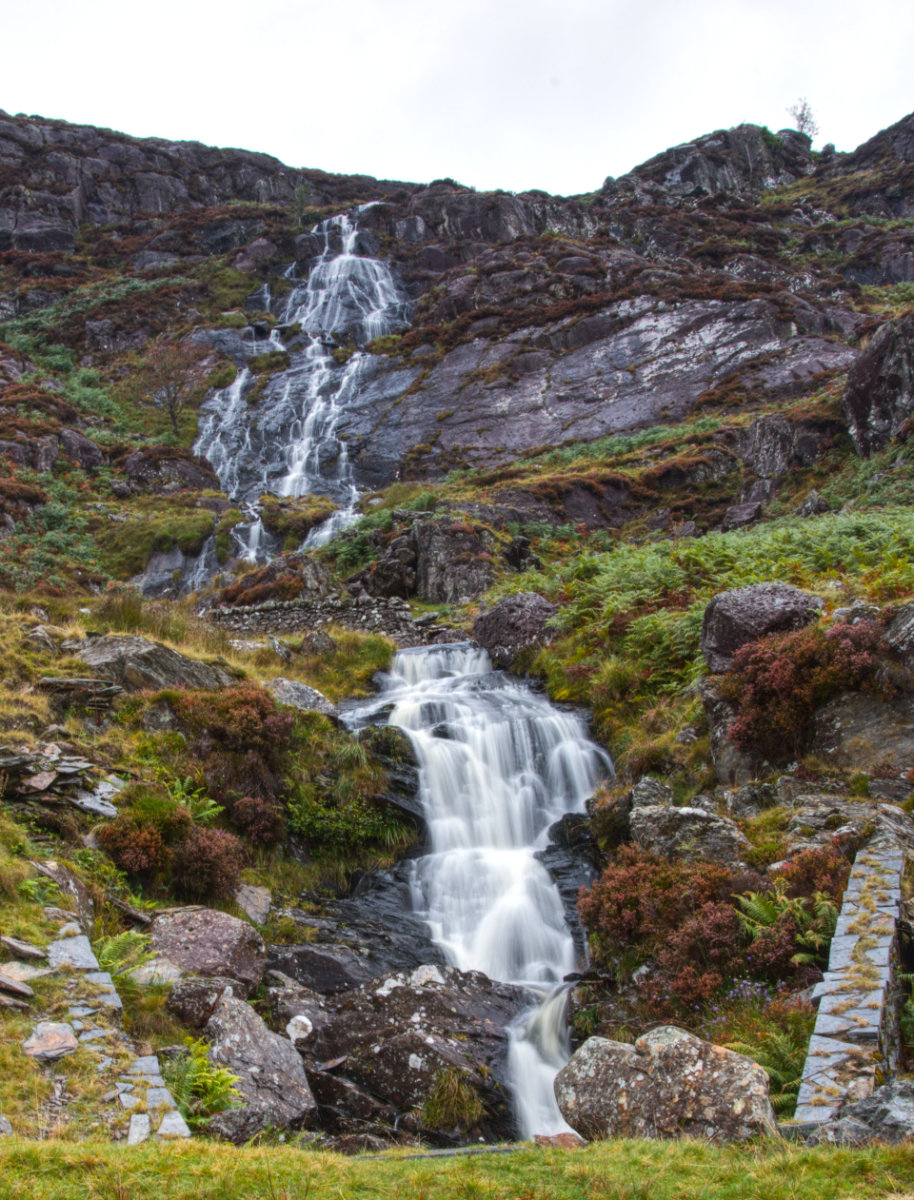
[472,592,557,668]
[843,314,914,456]
[150,908,265,995]
[204,992,318,1142]
[65,635,236,692]
[554,1026,778,1142]
[629,805,749,869]
[700,583,823,674]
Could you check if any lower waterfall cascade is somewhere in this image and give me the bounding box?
[360,643,610,1139]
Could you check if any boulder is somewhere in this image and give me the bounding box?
[204,992,318,1142]
[150,909,265,995]
[234,884,271,926]
[629,805,749,869]
[807,1079,914,1145]
[472,592,557,668]
[166,976,235,1029]
[265,678,338,718]
[701,583,823,674]
[554,1026,777,1142]
[65,635,236,692]
[843,313,914,456]
[630,776,673,809]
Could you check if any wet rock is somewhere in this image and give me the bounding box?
[701,583,823,674]
[64,635,236,692]
[555,1027,777,1141]
[265,678,338,718]
[263,972,333,1046]
[629,805,749,869]
[843,313,914,456]
[165,976,235,1029]
[472,592,557,668]
[302,964,528,1141]
[121,448,219,492]
[357,725,424,827]
[536,814,600,959]
[204,993,318,1142]
[150,909,265,996]
[22,1021,78,1061]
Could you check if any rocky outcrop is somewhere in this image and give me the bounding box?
[554,1026,778,1141]
[701,677,776,785]
[811,691,914,774]
[204,991,318,1142]
[297,964,528,1141]
[63,635,237,691]
[472,592,557,668]
[629,805,749,869]
[150,908,266,995]
[843,314,914,456]
[701,582,823,674]
[119,448,220,493]
[352,518,496,603]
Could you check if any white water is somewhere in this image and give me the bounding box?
[191,208,409,572]
[375,644,608,1138]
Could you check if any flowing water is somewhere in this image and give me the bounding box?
[367,643,609,1138]
[187,207,410,583]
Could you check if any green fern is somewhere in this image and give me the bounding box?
[162,1038,242,1130]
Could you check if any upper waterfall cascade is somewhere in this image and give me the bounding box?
[350,644,609,1139]
[194,209,410,559]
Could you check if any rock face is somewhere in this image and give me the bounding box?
[150,909,265,995]
[843,314,914,456]
[629,805,749,869]
[701,583,823,673]
[353,518,496,603]
[554,1026,778,1142]
[811,690,914,773]
[204,992,318,1142]
[472,592,558,668]
[65,636,236,692]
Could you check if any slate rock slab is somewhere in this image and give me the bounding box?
[554,1026,777,1142]
[65,635,236,692]
[843,312,914,456]
[23,1021,78,1061]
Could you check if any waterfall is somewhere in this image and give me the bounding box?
[191,207,409,573]
[367,643,609,1139]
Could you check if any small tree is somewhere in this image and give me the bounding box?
[135,337,209,436]
[787,98,819,140]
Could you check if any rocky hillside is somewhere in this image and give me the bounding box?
[1,104,914,1163]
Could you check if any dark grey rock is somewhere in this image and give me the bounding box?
[808,1079,914,1145]
[472,593,557,668]
[150,909,265,995]
[701,583,823,674]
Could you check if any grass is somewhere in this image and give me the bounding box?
[0,1137,913,1199]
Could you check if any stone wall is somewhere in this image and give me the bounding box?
[205,594,455,647]
[794,834,906,1124]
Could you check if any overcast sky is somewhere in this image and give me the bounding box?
[3,0,912,195]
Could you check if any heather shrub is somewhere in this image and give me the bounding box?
[171,827,247,901]
[721,620,884,759]
[97,816,171,883]
[231,794,286,847]
[171,685,295,808]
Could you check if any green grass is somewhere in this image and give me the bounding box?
[0,1137,913,1199]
